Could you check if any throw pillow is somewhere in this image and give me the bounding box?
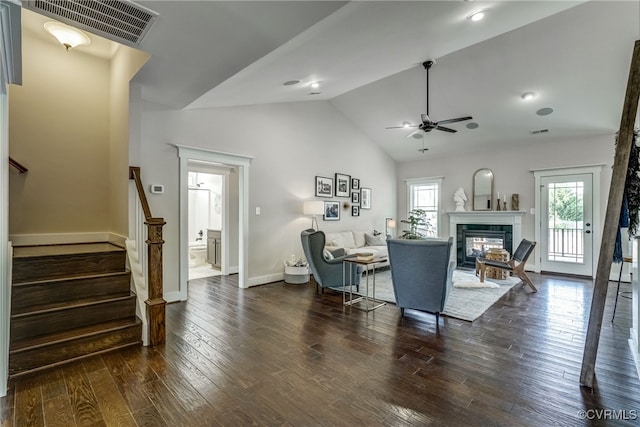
[364,232,386,246]
[322,249,334,261]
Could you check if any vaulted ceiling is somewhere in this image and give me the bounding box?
[23,1,640,162]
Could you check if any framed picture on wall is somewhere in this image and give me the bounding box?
[315,176,333,198]
[352,205,360,217]
[335,173,351,197]
[351,191,360,204]
[352,178,360,190]
[324,201,340,221]
[361,187,372,209]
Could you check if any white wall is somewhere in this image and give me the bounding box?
[397,133,614,270]
[139,100,397,298]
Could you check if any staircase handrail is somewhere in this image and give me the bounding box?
[8,157,27,173]
[128,166,166,346]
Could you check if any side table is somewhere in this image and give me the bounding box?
[486,248,509,280]
[342,256,387,312]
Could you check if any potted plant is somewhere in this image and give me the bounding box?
[400,209,429,239]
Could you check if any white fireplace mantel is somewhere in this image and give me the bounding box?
[447,211,526,262]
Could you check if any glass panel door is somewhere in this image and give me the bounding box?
[540,173,593,276]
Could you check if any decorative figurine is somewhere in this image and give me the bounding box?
[512,193,520,211]
[454,187,467,212]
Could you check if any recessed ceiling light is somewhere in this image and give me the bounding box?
[537,107,554,116]
[310,82,321,89]
[402,122,411,128]
[412,133,423,139]
[521,92,536,101]
[466,122,479,129]
[468,10,485,21]
[283,80,300,86]
[309,92,321,96]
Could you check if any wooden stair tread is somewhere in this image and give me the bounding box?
[13,242,124,258]
[10,318,141,352]
[12,270,131,288]
[11,294,136,318]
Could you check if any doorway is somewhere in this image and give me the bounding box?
[534,166,601,277]
[187,170,224,281]
[177,145,252,298]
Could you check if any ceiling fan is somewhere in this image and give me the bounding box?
[386,60,472,136]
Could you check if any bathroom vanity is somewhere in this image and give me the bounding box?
[207,229,222,269]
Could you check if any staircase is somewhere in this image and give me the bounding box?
[9,242,142,377]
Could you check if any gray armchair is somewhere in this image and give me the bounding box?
[386,237,455,320]
[301,229,361,293]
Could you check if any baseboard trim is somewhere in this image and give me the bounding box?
[9,232,112,246]
[247,272,283,287]
[164,291,185,303]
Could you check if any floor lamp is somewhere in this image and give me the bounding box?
[304,201,325,230]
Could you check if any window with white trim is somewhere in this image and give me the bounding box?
[406,178,442,238]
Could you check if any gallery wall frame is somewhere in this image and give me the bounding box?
[315,176,333,198]
[335,173,351,197]
[361,187,372,209]
[351,191,359,204]
[324,201,340,221]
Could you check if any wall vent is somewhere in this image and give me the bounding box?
[530,129,549,135]
[23,0,158,47]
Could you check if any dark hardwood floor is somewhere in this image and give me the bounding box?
[2,272,640,426]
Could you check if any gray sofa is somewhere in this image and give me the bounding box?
[386,237,455,320]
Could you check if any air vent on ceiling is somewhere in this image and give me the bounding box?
[530,129,549,135]
[23,0,158,47]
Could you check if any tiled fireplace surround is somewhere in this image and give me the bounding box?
[447,211,526,267]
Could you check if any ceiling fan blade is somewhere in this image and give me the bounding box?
[386,124,419,129]
[437,116,472,125]
[435,126,457,133]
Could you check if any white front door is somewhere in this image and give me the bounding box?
[540,173,594,276]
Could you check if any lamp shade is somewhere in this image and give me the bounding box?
[44,22,91,51]
[387,219,396,228]
[304,200,324,216]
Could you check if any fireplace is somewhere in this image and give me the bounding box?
[456,224,513,268]
[447,211,525,268]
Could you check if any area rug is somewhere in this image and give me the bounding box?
[339,269,520,322]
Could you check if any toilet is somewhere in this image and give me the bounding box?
[189,243,208,267]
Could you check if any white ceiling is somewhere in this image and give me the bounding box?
[23,1,640,163]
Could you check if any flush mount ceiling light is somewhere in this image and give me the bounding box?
[310,82,321,89]
[468,10,485,21]
[521,92,536,101]
[44,21,90,51]
[402,122,411,128]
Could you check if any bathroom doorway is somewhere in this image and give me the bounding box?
[178,144,251,296]
[187,169,224,281]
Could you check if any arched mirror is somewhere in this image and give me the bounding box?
[473,168,494,210]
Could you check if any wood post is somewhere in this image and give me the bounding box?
[129,166,166,346]
[145,218,166,346]
[580,40,640,388]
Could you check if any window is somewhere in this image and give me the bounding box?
[406,177,442,237]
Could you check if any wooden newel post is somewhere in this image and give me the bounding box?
[145,217,166,346]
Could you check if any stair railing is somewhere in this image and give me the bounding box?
[8,157,27,173]
[128,166,166,346]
